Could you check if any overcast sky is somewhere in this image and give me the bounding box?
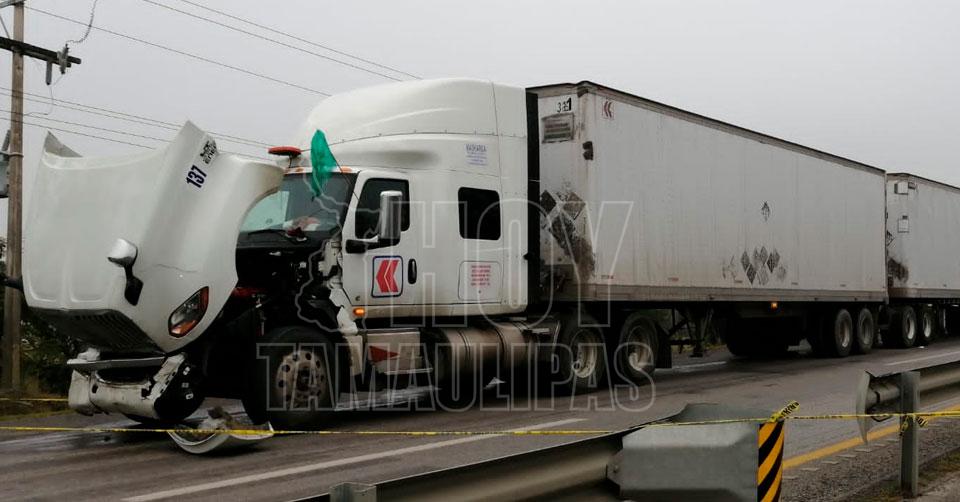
[1,0,958,237]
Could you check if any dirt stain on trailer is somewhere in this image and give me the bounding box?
[542,188,596,281]
[887,257,909,283]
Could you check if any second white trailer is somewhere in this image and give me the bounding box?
[884,173,960,346]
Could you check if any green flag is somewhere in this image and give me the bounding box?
[310,129,338,196]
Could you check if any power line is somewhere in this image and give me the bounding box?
[3,118,155,149]
[180,0,421,79]
[2,110,172,143]
[177,0,420,80]
[0,88,273,148]
[3,116,273,161]
[27,6,330,96]
[66,0,100,46]
[144,0,418,81]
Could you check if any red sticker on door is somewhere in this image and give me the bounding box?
[372,256,403,297]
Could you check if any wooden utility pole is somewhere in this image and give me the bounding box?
[1,0,24,392]
[0,0,80,391]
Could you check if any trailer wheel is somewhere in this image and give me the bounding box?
[889,306,917,348]
[890,306,919,348]
[611,313,658,384]
[825,309,854,357]
[920,307,936,346]
[939,307,949,337]
[552,312,607,394]
[243,326,339,429]
[853,308,875,354]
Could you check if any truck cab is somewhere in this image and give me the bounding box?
[22,79,580,426]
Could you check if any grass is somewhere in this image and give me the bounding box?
[0,393,70,421]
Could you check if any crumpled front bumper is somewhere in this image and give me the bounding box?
[67,351,201,420]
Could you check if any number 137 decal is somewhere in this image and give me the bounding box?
[185,165,207,188]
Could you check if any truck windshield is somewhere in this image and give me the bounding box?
[240,172,355,235]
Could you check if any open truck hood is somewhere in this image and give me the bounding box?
[23,123,283,353]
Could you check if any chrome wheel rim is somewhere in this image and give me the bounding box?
[275,348,328,409]
[904,312,916,341]
[923,311,934,340]
[625,327,654,372]
[571,330,601,379]
[838,317,852,349]
[858,316,873,347]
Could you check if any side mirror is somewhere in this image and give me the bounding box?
[378,190,403,243]
[106,238,143,305]
[107,238,138,267]
[345,190,404,254]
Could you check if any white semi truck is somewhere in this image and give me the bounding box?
[20,79,940,426]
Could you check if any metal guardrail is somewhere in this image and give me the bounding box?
[316,403,784,502]
[856,359,960,497]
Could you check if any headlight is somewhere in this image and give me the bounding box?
[169,287,209,338]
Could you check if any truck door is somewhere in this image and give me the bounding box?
[445,174,505,307]
[341,173,421,307]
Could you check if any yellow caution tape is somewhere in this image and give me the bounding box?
[768,401,800,423]
[0,397,68,403]
[2,401,959,437]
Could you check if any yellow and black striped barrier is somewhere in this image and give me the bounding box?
[758,419,785,502]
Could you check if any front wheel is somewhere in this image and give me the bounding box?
[242,326,340,429]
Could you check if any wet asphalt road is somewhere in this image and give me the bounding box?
[5,340,960,501]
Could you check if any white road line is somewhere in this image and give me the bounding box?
[673,361,727,372]
[884,349,960,366]
[123,417,586,502]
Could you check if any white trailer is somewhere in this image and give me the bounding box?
[21,79,919,426]
[883,173,960,346]
[531,82,887,303]
[529,82,888,361]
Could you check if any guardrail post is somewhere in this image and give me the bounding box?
[900,371,920,498]
[330,482,377,502]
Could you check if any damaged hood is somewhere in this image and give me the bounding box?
[23,122,283,353]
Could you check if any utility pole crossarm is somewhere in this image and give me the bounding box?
[0,37,82,66]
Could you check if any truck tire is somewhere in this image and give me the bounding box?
[939,307,949,337]
[920,307,936,346]
[824,308,854,357]
[854,307,875,354]
[610,313,657,384]
[551,312,607,394]
[242,326,339,429]
[890,306,918,348]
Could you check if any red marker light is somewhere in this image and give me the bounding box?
[268,146,302,158]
